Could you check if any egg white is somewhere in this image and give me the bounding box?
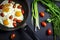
[0,16,3,24]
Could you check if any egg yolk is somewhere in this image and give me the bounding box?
[15,11,22,17]
[3,19,9,25]
[2,6,9,12]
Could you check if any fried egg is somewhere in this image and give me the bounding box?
[0,0,24,28]
[2,17,14,27]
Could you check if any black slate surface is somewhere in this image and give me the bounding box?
[0,0,60,40]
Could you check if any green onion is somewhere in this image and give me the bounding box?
[32,0,40,31]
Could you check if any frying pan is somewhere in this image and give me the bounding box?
[0,0,39,40]
[0,0,29,31]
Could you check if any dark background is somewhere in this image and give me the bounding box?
[0,0,60,40]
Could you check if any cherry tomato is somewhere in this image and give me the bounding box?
[13,23,17,27]
[13,4,16,8]
[8,0,12,3]
[0,13,4,17]
[0,5,3,9]
[22,10,24,14]
[11,33,16,39]
[47,28,52,35]
[17,5,22,9]
[13,21,16,24]
[13,18,17,21]
[16,20,22,23]
[39,12,45,17]
[9,15,13,19]
[41,21,47,27]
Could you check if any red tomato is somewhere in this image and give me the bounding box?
[8,0,12,3]
[0,5,3,9]
[39,12,45,17]
[13,4,16,8]
[13,18,17,21]
[17,5,22,9]
[13,21,16,24]
[47,28,52,35]
[13,23,17,27]
[9,15,13,19]
[22,10,24,14]
[0,13,4,17]
[16,20,22,23]
[41,21,47,27]
[11,33,16,39]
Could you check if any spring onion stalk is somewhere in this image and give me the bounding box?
[32,0,40,31]
[34,0,40,30]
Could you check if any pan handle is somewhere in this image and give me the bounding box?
[23,25,40,40]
